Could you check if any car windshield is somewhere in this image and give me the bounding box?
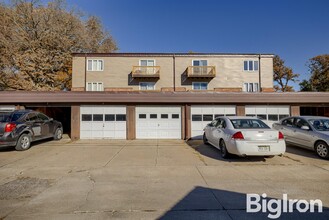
[308,119,329,131]
[0,113,11,122]
[230,119,270,129]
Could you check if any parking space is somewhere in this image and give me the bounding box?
[0,139,328,219]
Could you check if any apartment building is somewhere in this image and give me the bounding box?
[72,53,274,93]
[69,52,288,140]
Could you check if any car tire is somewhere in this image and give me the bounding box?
[203,133,209,145]
[315,141,329,159]
[220,140,230,159]
[15,134,31,151]
[53,127,63,140]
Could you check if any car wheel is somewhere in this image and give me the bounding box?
[203,133,209,145]
[53,127,63,140]
[315,141,329,159]
[220,140,230,159]
[15,134,31,151]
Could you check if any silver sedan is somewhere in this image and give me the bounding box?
[272,116,329,159]
[203,116,286,158]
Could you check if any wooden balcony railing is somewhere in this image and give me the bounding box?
[132,66,160,78]
[187,66,216,78]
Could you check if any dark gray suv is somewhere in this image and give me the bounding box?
[0,110,63,151]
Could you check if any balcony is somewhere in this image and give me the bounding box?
[187,66,216,78]
[132,66,160,78]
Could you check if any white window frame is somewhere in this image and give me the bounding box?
[192,60,208,66]
[192,82,208,90]
[86,82,104,91]
[87,59,104,71]
[243,82,259,92]
[139,82,155,90]
[243,60,259,71]
[139,60,156,66]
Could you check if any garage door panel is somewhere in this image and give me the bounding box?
[92,130,104,138]
[191,105,236,139]
[80,130,92,138]
[80,106,126,139]
[136,106,181,139]
[245,106,290,127]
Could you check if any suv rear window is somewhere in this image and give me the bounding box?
[0,113,10,122]
[9,112,26,122]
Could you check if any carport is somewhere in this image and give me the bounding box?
[1,91,329,141]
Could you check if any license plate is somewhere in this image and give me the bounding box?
[258,145,270,152]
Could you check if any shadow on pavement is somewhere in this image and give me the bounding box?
[186,140,269,162]
[158,186,328,220]
[286,144,326,160]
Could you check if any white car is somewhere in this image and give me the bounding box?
[203,116,286,158]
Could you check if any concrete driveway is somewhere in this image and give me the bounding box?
[0,138,328,219]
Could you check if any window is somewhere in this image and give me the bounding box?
[81,114,92,121]
[37,113,49,121]
[282,118,294,127]
[116,114,126,121]
[230,119,270,129]
[217,119,227,129]
[295,118,309,129]
[93,114,103,121]
[214,114,224,118]
[161,114,168,119]
[243,60,259,71]
[243,83,259,92]
[193,82,208,90]
[257,114,267,120]
[203,114,213,121]
[105,114,115,121]
[192,115,202,121]
[268,115,279,121]
[150,114,157,119]
[193,60,208,66]
[26,113,38,122]
[172,114,179,119]
[139,82,155,90]
[279,115,290,120]
[139,114,146,119]
[86,82,103,91]
[140,60,155,66]
[192,60,208,75]
[87,59,103,71]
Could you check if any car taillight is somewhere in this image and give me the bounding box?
[5,123,16,132]
[278,132,284,139]
[232,131,244,140]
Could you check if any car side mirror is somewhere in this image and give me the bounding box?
[207,123,213,127]
[49,118,53,121]
[301,125,310,130]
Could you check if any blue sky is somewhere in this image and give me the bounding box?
[51,0,329,90]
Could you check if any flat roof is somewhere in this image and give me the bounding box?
[72,52,274,58]
[0,91,328,105]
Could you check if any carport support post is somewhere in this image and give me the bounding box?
[71,105,80,140]
[126,105,136,140]
[185,105,191,140]
[236,105,245,116]
[291,105,300,116]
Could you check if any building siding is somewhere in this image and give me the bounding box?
[72,53,274,91]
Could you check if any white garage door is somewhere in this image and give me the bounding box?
[191,105,236,139]
[245,105,290,127]
[136,106,181,139]
[80,106,126,139]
